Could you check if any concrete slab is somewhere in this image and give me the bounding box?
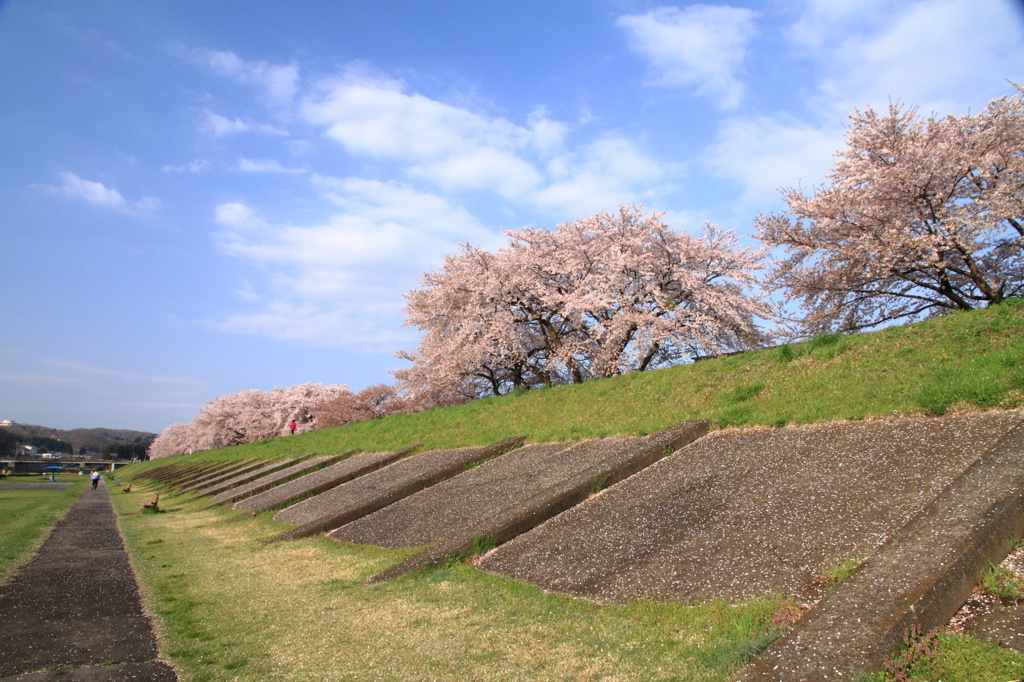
[267,437,524,543]
[189,456,299,499]
[136,463,193,484]
[190,459,297,498]
[231,447,412,515]
[206,455,343,505]
[967,603,1024,655]
[178,460,268,494]
[335,420,709,582]
[738,416,1024,680]
[332,441,575,549]
[153,463,210,485]
[480,411,1024,604]
[169,461,251,489]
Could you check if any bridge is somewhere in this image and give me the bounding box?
[0,458,132,475]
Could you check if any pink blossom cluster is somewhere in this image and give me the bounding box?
[147,382,350,458]
[394,204,769,399]
[309,383,467,429]
[756,86,1024,333]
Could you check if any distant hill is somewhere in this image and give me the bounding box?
[0,422,156,456]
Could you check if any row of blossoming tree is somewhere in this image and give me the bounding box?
[149,87,1023,457]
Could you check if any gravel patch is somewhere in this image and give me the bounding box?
[232,447,413,515]
[267,437,524,543]
[480,411,1024,604]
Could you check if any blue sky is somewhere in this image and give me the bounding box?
[2,0,1022,433]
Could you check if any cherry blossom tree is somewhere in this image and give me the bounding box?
[756,86,1024,334]
[147,423,197,459]
[311,382,467,428]
[147,382,350,457]
[311,384,394,428]
[396,205,768,397]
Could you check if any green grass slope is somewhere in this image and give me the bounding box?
[135,300,1024,469]
[110,302,1024,681]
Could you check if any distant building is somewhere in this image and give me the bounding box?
[0,420,12,427]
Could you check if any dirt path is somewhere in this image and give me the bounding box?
[0,479,176,681]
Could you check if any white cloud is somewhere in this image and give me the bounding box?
[48,171,159,215]
[212,179,491,348]
[200,109,287,137]
[407,147,542,199]
[787,0,891,50]
[214,201,254,227]
[300,67,674,212]
[535,137,672,217]
[616,5,758,109]
[699,0,1024,215]
[301,68,561,199]
[527,108,569,155]
[237,158,307,174]
[704,115,842,208]
[161,159,211,174]
[792,0,1024,116]
[207,50,299,109]
[54,171,126,208]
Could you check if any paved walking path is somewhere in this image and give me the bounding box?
[0,479,176,681]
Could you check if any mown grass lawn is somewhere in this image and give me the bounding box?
[0,473,86,582]
[113,486,792,681]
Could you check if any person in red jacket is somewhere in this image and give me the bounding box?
[288,420,297,434]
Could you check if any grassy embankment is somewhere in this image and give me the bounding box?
[0,473,86,582]
[137,299,1024,468]
[111,302,1024,680]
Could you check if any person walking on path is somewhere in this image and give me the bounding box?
[0,476,177,679]
[91,470,100,490]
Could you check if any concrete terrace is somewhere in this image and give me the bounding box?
[129,409,1024,679]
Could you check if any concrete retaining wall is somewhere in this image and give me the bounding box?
[737,420,1024,680]
[178,461,268,494]
[352,420,709,583]
[480,412,1023,604]
[266,437,525,544]
[232,447,413,516]
[191,459,297,498]
[207,455,343,505]
[170,461,251,490]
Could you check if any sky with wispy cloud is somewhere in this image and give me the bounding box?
[2,0,1022,432]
